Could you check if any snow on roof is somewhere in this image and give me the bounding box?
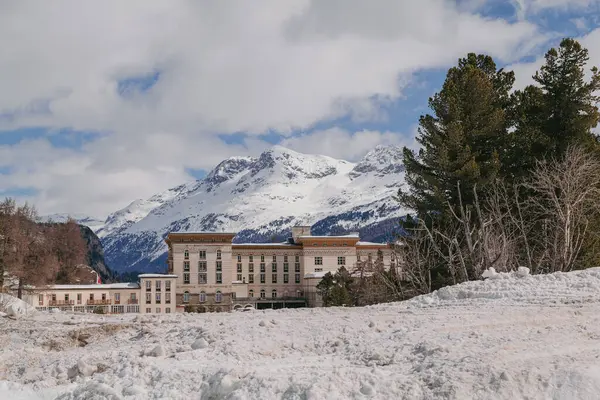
[233,242,299,247]
[297,234,360,239]
[46,283,140,290]
[138,274,178,278]
[356,241,388,246]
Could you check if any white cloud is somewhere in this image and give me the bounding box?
[0,0,547,216]
[278,128,418,162]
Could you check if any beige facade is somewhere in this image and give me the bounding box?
[167,225,396,311]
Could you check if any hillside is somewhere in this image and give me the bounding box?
[3,268,600,399]
[94,145,408,274]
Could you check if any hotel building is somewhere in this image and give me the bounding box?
[23,225,396,313]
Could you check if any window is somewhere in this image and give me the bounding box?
[368,253,372,262]
[295,255,300,262]
[237,274,243,281]
[313,243,317,246]
[249,274,254,284]
[272,263,277,272]
[114,293,120,303]
[146,281,151,290]
[338,256,346,265]
[198,261,207,272]
[146,293,151,304]
[260,263,266,272]
[284,274,289,284]
[155,293,161,304]
[156,308,160,313]
[249,255,254,262]
[283,263,289,272]
[198,273,207,284]
[216,261,222,271]
[102,293,106,301]
[216,250,222,260]
[65,294,69,301]
[357,254,361,261]
[272,255,277,262]
[166,293,171,304]
[146,308,151,313]
[199,292,206,302]
[184,249,189,259]
[184,261,190,271]
[295,263,300,272]
[216,273,222,284]
[89,293,94,301]
[249,289,254,298]
[199,250,206,259]
[260,274,266,284]
[248,263,254,273]
[38,294,43,305]
[295,273,300,283]
[52,294,57,302]
[284,255,288,262]
[165,308,171,314]
[260,254,265,262]
[314,257,323,265]
[343,243,347,246]
[165,281,171,291]
[183,291,190,303]
[315,268,323,272]
[237,263,242,273]
[156,280,162,291]
[260,289,266,299]
[237,254,242,262]
[77,293,82,304]
[215,291,222,303]
[322,243,327,247]
[272,274,277,283]
[184,273,190,284]
[272,289,277,299]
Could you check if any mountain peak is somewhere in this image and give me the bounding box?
[350,145,405,178]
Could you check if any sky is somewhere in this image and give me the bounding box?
[1,0,600,218]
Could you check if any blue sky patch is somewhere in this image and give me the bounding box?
[117,71,161,97]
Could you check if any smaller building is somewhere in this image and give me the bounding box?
[24,274,178,314]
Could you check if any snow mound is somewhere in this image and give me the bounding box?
[0,293,36,317]
[407,267,600,308]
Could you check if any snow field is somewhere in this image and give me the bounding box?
[3,268,600,399]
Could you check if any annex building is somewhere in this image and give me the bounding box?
[23,225,396,313]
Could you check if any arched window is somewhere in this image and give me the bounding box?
[216,250,222,260]
[183,291,190,303]
[249,289,254,298]
[184,249,189,259]
[215,290,222,303]
[260,289,266,299]
[199,291,206,302]
[272,289,277,299]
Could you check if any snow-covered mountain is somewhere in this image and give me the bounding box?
[40,213,106,232]
[97,145,408,274]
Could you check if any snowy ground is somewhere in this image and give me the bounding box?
[3,269,600,399]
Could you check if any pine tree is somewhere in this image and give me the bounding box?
[509,38,600,180]
[399,53,514,217]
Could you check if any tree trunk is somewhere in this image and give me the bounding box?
[17,277,23,299]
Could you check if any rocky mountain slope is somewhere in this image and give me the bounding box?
[82,145,408,274]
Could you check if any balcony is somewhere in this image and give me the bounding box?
[87,299,111,305]
[49,300,74,306]
[128,299,139,305]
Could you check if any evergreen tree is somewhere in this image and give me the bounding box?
[399,53,514,216]
[509,38,600,180]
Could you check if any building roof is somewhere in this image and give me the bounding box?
[356,241,389,247]
[46,283,140,290]
[304,271,329,279]
[138,274,178,278]
[297,233,360,239]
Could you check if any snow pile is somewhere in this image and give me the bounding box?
[406,266,600,308]
[3,268,600,399]
[0,293,36,318]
